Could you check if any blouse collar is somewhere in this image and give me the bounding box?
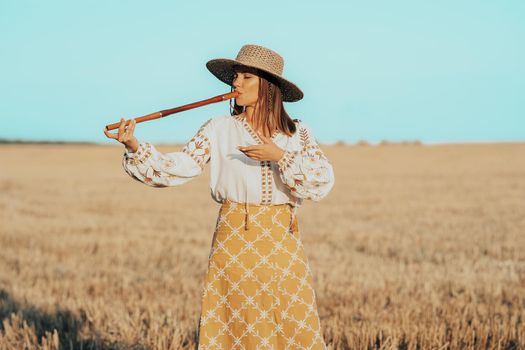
[233,114,281,144]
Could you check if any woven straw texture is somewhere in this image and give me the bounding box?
[196,200,326,349]
[206,44,304,102]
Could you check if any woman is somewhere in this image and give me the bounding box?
[104,44,335,349]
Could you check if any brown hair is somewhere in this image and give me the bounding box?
[230,65,297,137]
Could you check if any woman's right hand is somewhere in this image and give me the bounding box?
[103,118,139,153]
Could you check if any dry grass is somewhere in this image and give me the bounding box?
[0,142,524,350]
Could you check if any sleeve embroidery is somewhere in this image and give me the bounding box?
[277,149,296,172]
[124,143,153,166]
[121,118,213,187]
[277,123,335,201]
[181,118,212,170]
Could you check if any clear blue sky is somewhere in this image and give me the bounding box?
[0,0,523,144]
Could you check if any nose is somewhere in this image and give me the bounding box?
[232,75,241,89]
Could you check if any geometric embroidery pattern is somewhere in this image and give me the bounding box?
[260,161,273,205]
[233,114,280,206]
[197,200,327,349]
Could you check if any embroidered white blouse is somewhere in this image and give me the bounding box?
[122,114,335,210]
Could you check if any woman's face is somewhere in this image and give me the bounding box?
[232,66,259,108]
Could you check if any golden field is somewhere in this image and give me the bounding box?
[0,142,524,350]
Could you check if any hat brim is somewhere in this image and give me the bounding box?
[206,58,304,102]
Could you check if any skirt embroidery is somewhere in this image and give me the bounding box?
[197,200,326,349]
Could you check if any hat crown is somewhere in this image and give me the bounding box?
[235,44,284,77]
[205,43,303,102]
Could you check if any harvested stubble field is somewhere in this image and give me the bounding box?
[0,142,524,350]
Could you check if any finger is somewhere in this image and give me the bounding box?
[125,119,136,142]
[118,118,126,133]
[103,128,117,139]
[117,118,124,139]
[123,119,132,135]
[243,150,261,160]
[243,152,258,160]
[129,119,136,135]
[239,148,255,155]
[241,145,261,151]
[118,118,128,142]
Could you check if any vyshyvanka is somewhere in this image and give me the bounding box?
[122,114,335,349]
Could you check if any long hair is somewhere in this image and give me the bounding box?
[230,67,297,137]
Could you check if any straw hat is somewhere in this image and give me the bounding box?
[206,44,304,102]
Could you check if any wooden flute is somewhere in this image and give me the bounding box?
[105,91,240,131]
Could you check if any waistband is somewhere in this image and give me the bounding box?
[220,199,298,233]
[221,199,293,208]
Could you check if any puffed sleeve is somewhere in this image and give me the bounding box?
[121,118,213,187]
[277,122,335,201]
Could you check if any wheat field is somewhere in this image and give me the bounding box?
[0,142,523,350]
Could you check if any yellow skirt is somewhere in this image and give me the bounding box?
[197,200,326,349]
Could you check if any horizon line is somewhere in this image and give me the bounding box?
[1,138,524,147]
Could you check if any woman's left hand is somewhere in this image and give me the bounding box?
[238,133,285,162]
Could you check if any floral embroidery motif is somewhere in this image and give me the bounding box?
[277,150,296,172]
[182,118,212,169]
[276,123,333,201]
[298,127,328,161]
